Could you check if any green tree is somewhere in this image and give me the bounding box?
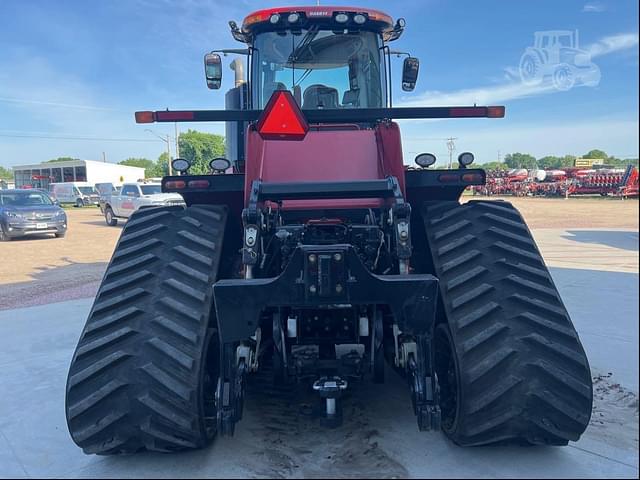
[156,152,170,177]
[118,157,161,178]
[558,155,577,168]
[0,166,13,179]
[478,161,508,171]
[582,149,608,160]
[537,156,561,169]
[47,156,80,163]
[178,130,225,175]
[504,152,537,169]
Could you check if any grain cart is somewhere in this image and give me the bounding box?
[65,6,592,454]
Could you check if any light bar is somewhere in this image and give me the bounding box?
[136,106,506,124]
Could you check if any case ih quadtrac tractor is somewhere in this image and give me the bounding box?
[65,6,592,454]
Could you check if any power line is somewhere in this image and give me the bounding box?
[0,133,162,142]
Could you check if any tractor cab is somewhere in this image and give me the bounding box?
[197,7,426,211]
[205,7,416,108]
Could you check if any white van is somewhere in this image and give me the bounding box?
[49,182,100,207]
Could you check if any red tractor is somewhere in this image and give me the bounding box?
[65,6,592,454]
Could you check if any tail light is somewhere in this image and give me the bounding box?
[438,173,460,183]
[165,180,186,189]
[461,173,484,183]
[188,180,210,189]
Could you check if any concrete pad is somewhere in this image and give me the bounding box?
[0,230,638,478]
[551,267,639,391]
[531,228,639,273]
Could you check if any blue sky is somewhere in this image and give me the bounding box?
[0,0,638,167]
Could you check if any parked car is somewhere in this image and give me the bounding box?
[0,189,67,241]
[103,182,185,226]
[49,182,100,207]
[95,182,121,214]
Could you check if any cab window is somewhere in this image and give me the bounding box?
[252,29,385,109]
[121,186,139,197]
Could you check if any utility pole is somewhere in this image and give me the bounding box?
[145,129,173,176]
[446,137,458,169]
[166,134,173,176]
[174,123,180,158]
[497,150,501,163]
[102,151,106,163]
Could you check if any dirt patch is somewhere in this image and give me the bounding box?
[0,208,118,308]
[1,197,637,308]
[588,372,639,451]
[0,207,120,286]
[463,196,639,230]
[243,370,408,479]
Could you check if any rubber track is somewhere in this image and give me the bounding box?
[422,200,592,446]
[65,205,227,454]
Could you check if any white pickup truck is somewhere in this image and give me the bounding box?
[103,183,185,226]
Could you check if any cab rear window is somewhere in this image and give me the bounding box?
[140,185,162,195]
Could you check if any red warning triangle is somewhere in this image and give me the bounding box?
[257,90,308,140]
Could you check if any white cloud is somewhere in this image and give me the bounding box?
[583,2,606,13]
[399,82,556,108]
[588,33,640,58]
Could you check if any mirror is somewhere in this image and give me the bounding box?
[415,153,436,168]
[402,57,420,92]
[204,53,222,89]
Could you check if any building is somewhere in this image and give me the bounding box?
[574,158,604,168]
[12,160,145,190]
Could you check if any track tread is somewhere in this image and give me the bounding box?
[65,205,227,454]
[422,200,592,446]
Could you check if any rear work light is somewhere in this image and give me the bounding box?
[256,90,309,140]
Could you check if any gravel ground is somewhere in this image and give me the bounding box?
[0,197,637,310]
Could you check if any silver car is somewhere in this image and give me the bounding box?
[0,189,67,241]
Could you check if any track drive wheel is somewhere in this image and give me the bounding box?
[423,200,592,446]
[65,205,227,454]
